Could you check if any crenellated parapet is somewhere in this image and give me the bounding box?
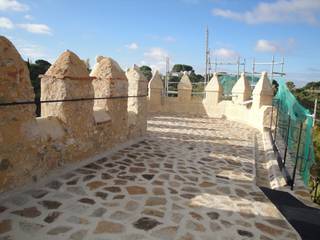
[231,73,251,104]
[0,36,147,192]
[148,70,163,112]
[41,50,94,139]
[90,56,128,143]
[126,65,148,138]
[178,72,192,102]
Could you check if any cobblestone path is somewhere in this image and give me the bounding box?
[0,115,300,240]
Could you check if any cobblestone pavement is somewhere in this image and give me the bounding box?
[0,115,300,240]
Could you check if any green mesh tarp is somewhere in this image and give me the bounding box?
[218,75,260,95]
[274,79,315,184]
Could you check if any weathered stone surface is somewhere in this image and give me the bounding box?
[86,181,106,190]
[90,207,107,217]
[133,217,162,231]
[127,186,147,195]
[142,208,165,218]
[151,226,178,240]
[19,221,44,234]
[69,229,88,240]
[255,222,283,236]
[11,207,41,218]
[207,212,220,220]
[39,200,62,209]
[66,216,89,225]
[94,220,125,234]
[44,211,62,223]
[145,197,167,206]
[0,220,11,234]
[47,226,72,235]
[237,229,254,238]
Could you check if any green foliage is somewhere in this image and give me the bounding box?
[172,64,193,73]
[139,65,152,81]
[286,81,296,91]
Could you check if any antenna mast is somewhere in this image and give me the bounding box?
[205,26,209,84]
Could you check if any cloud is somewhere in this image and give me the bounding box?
[125,42,139,50]
[212,0,320,25]
[214,48,239,59]
[255,38,295,53]
[255,40,279,53]
[24,14,33,20]
[164,36,176,43]
[17,23,52,35]
[0,0,29,11]
[143,47,169,72]
[0,17,14,29]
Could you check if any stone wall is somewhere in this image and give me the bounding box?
[0,37,147,192]
[148,71,273,131]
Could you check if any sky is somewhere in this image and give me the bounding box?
[0,0,320,86]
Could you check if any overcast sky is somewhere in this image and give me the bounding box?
[1,0,320,86]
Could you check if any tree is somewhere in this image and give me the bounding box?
[26,59,51,116]
[172,64,193,73]
[139,65,152,81]
[286,81,296,91]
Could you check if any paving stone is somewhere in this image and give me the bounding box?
[186,220,206,232]
[46,180,63,190]
[67,186,87,196]
[0,206,6,214]
[19,221,44,234]
[145,196,167,206]
[95,191,108,200]
[78,198,95,205]
[44,211,62,223]
[11,207,41,218]
[133,217,162,231]
[206,212,220,220]
[104,186,122,193]
[255,222,283,237]
[151,226,178,240]
[90,207,107,217]
[39,200,62,209]
[0,220,11,234]
[110,211,131,220]
[47,226,72,235]
[153,187,165,195]
[86,181,106,190]
[94,221,125,234]
[66,216,89,225]
[177,232,195,240]
[127,186,147,195]
[69,229,88,240]
[125,200,140,211]
[142,208,165,218]
[237,229,254,238]
[142,174,154,180]
[26,189,49,199]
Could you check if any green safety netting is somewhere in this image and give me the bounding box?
[274,78,315,184]
[218,75,260,95]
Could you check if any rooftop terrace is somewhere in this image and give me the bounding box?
[0,115,301,240]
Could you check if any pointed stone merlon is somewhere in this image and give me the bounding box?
[41,50,94,138]
[231,73,251,104]
[178,72,192,101]
[90,56,128,142]
[148,70,163,111]
[0,36,36,145]
[205,72,223,105]
[126,65,148,138]
[252,72,273,109]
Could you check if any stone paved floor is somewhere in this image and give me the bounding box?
[0,115,301,240]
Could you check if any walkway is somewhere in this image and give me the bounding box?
[0,115,300,240]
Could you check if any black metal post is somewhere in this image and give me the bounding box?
[274,100,280,142]
[291,122,303,190]
[283,115,291,166]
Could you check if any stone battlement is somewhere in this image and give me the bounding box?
[0,36,147,192]
[0,35,273,192]
[148,71,273,131]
